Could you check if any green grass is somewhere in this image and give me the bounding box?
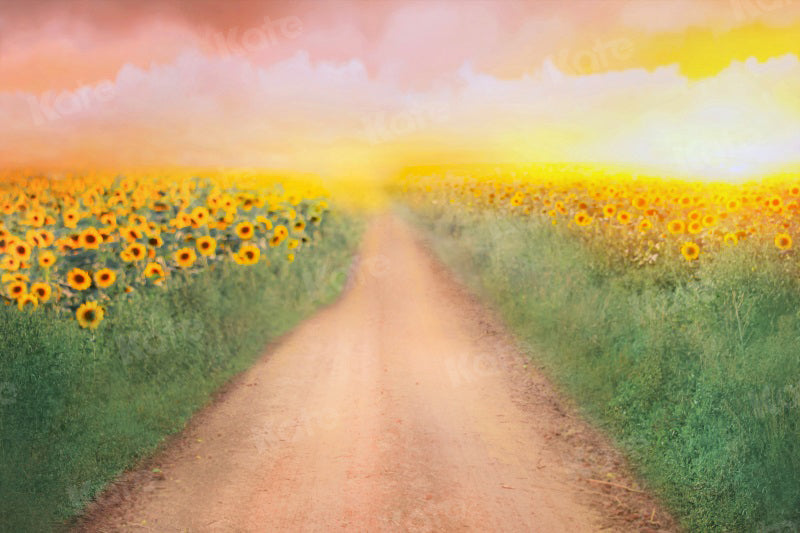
[407,204,800,532]
[0,212,362,532]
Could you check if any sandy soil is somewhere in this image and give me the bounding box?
[79,215,676,532]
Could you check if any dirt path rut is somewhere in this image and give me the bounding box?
[81,215,675,532]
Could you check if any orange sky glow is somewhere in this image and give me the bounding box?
[2,0,800,181]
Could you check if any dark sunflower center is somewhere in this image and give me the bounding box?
[75,275,85,283]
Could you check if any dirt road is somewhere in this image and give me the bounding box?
[81,216,674,532]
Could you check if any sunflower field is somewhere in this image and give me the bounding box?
[401,164,800,271]
[0,173,330,329]
[400,164,800,531]
[0,173,360,531]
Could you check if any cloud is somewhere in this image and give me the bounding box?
[7,0,800,93]
[618,0,719,32]
[1,39,799,180]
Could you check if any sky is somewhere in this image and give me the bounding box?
[2,0,800,180]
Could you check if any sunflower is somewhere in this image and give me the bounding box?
[80,227,102,249]
[235,221,255,240]
[574,212,592,226]
[10,241,31,261]
[191,206,210,227]
[26,211,45,227]
[602,204,616,217]
[256,216,273,231]
[98,227,115,243]
[234,244,260,265]
[144,262,166,280]
[26,230,42,247]
[667,220,685,235]
[174,247,197,268]
[631,196,648,210]
[1,255,20,271]
[17,294,38,312]
[638,219,652,233]
[687,221,703,234]
[269,234,284,247]
[38,230,55,246]
[680,242,700,261]
[122,226,143,242]
[147,235,163,248]
[94,268,117,288]
[293,220,306,233]
[30,282,52,302]
[76,301,104,329]
[723,233,738,246]
[196,236,217,256]
[67,268,92,290]
[617,211,632,224]
[287,253,295,263]
[99,212,117,226]
[6,281,27,300]
[123,242,147,262]
[63,209,80,228]
[273,225,289,239]
[775,233,792,251]
[134,214,150,227]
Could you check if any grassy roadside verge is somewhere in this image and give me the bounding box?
[0,212,362,532]
[405,204,800,532]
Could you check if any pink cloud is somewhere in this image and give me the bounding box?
[6,0,794,93]
[2,0,800,178]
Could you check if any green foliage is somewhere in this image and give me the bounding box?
[0,212,361,532]
[411,204,800,532]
